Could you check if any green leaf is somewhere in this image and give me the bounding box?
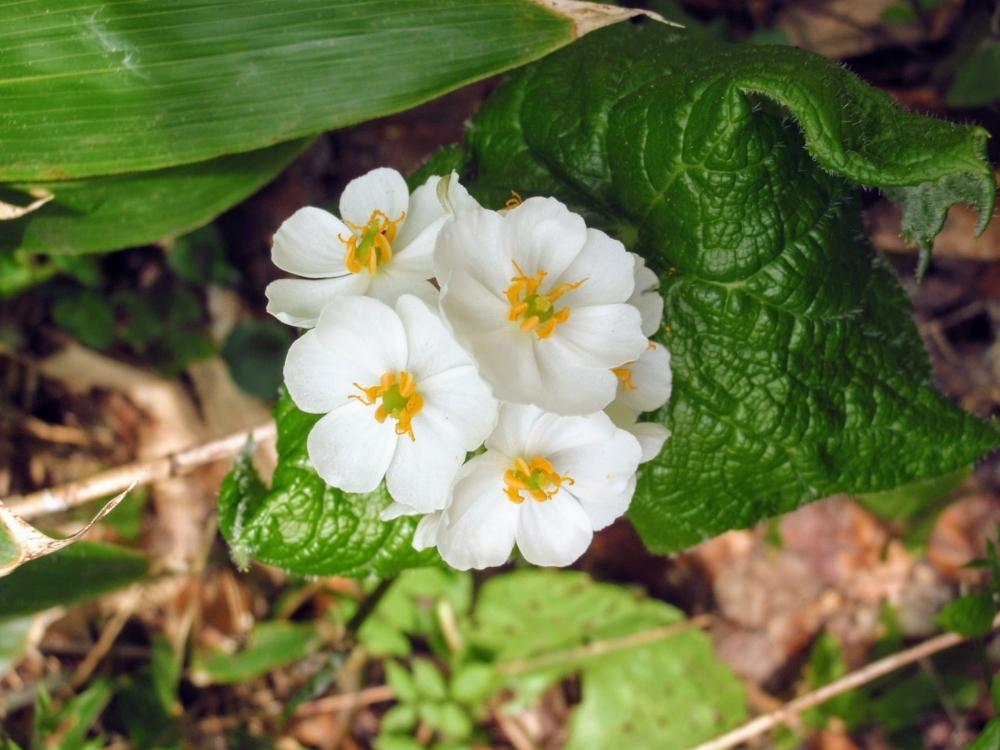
[0,0,640,181]
[222,320,295,401]
[218,392,437,577]
[947,43,1000,108]
[34,679,114,750]
[422,701,472,740]
[190,621,323,685]
[455,22,998,552]
[803,632,866,729]
[935,595,997,637]
[857,466,968,521]
[0,140,306,257]
[450,663,496,707]
[381,704,419,735]
[472,570,746,748]
[967,718,1000,750]
[0,541,147,617]
[385,661,420,705]
[114,639,182,749]
[993,674,1000,712]
[51,289,115,349]
[412,659,448,701]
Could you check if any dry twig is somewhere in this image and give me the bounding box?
[4,422,275,520]
[690,615,1000,750]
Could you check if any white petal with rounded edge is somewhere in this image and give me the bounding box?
[533,341,620,414]
[265,274,369,327]
[629,255,664,337]
[502,197,586,281]
[553,303,646,369]
[413,512,444,551]
[437,453,520,570]
[468,328,545,406]
[548,425,641,529]
[419,366,498,451]
[339,167,409,228]
[306,401,397,493]
[631,421,670,463]
[284,329,366,414]
[616,342,672,414]
[515,492,593,567]
[312,296,408,382]
[557,228,635,308]
[434,205,509,291]
[394,174,447,248]
[484,402,546,458]
[396,295,477,380]
[437,269,508,336]
[272,207,351,278]
[521,409,611,458]
[386,415,466,512]
[367,268,438,306]
[391,217,446,277]
[380,501,418,521]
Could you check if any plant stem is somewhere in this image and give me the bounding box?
[345,576,397,635]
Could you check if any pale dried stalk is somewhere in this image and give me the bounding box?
[4,422,276,520]
[690,615,1000,750]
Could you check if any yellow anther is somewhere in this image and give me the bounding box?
[339,209,405,274]
[503,456,574,504]
[504,190,523,210]
[504,261,585,340]
[612,364,637,391]
[348,370,424,440]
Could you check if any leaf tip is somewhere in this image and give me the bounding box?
[532,0,681,37]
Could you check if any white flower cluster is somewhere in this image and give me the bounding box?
[266,168,672,570]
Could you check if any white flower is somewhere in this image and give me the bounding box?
[606,342,672,463]
[435,197,647,415]
[426,403,641,570]
[628,253,664,338]
[282,294,497,511]
[266,168,463,327]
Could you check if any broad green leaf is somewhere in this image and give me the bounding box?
[967,718,1000,750]
[947,43,1000,108]
[0,541,147,617]
[453,22,998,553]
[411,659,448,701]
[472,570,746,747]
[190,621,323,685]
[935,595,997,637]
[0,140,306,257]
[222,320,294,402]
[857,467,968,520]
[0,1,648,181]
[218,392,437,577]
[33,678,114,750]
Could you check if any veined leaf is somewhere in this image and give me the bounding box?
[448,22,998,552]
[218,393,437,577]
[0,0,650,181]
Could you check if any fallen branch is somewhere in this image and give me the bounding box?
[4,422,276,520]
[689,614,1000,750]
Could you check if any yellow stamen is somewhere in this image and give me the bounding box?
[612,364,637,391]
[504,261,585,340]
[504,190,523,210]
[503,456,574,504]
[348,370,424,440]
[339,209,405,275]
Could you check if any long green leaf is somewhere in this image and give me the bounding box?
[0,0,635,181]
[0,140,308,257]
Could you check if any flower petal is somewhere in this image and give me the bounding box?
[391,219,446,277]
[419,367,498,450]
[386,419,466,512]
[284,329,363,414]
[394,174,448,248]
[615,342,672,414]
[396,295,474,379]
[557,228,635,308]
[437,269,508,336]
[272,207,351,278]
[502,197,586,282]
[553,303,646,369]
[435,205,509,291]
[631,422,670,463]
[307,400,397,493]
[484,402,546,458]
[515,492,593,567]
[471,328,545,406]
[339,167,409,228]
[367,268,438,306]
[265,274,369,328]
[437,453,520,570]
[629,254,664,337]
[313,296,408,382]
[533,342,619,414]
[521,410,611,458]
[413,512,445,551]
